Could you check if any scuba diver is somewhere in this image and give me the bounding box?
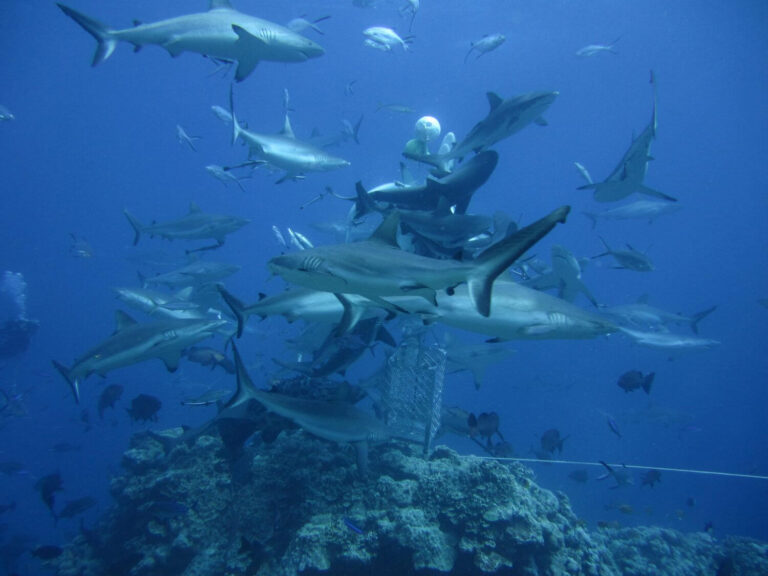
[0,271,38,359]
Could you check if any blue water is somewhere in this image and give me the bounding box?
[1,0,766,567]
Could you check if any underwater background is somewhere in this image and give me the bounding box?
[0,0,766,572]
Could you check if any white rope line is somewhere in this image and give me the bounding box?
[476,457,768,481]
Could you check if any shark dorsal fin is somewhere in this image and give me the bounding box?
[486,92,504,111]
[281,116,295,139]
[188,202,201,213]
[209,0,233,10]
[114,310,137,332]
[369,212,400,247]
[399,162,415,185]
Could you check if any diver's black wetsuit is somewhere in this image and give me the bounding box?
[0,318,38,359]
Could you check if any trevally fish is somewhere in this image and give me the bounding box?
[57,0,324,81]
[576,37,621,57]
[465,33,505,63]
[363,27,412,51]
[176,125,200,152]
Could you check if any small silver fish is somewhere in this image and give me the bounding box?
[0,105,14,121]
[272,225,287,248]
[465,33,505,63]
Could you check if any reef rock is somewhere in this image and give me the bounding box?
[50,430,768,576]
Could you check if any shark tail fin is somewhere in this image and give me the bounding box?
[352,114,364,144]
[229,85,243,146]
[643,372,655,394]
[582,212,598,230]
[52,360,80,404]
[217,285,249,338]
[353,181,377,219]
[57,4,117,66]
[689,305,717,334]
[123,210,144,245]
[592,236,612,259]
[225,342,259,410]
[469,206,570,316]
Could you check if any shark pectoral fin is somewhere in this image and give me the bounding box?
[162,37,187,58]
[399,283,437,306]
[467,275,493,318]
[161,352,182,372]
[114,310,138,332]
[334,293,364,335]
[232,25,265,81]
[639,185,677,202]
[375,325,397,348]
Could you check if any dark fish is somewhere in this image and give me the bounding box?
[598,461,633,488]
[468,411,505,448]
[540,428,568,454]
[50,442,81,453]
[126,394,162,423]
[34,472,63,518]
[69,233,93,258]
[0,461,26,476]
[617,370,654,394]
[141,500,189,519]
[568,469,589,484]
[641,469,661,487]
[98,384,123,418]
[343,517,364,535]
[184,347,235,374]
[491,441,515,458]
[606,416,622,438]
[58,496,97,519]
[30,545,63,560]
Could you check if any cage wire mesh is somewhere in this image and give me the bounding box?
[380,331,446,457]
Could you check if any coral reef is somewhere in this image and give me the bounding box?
[51,430,768,576]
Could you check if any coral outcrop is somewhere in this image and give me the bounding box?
[51,430,768,576]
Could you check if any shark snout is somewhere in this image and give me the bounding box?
[302,40,325,59]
